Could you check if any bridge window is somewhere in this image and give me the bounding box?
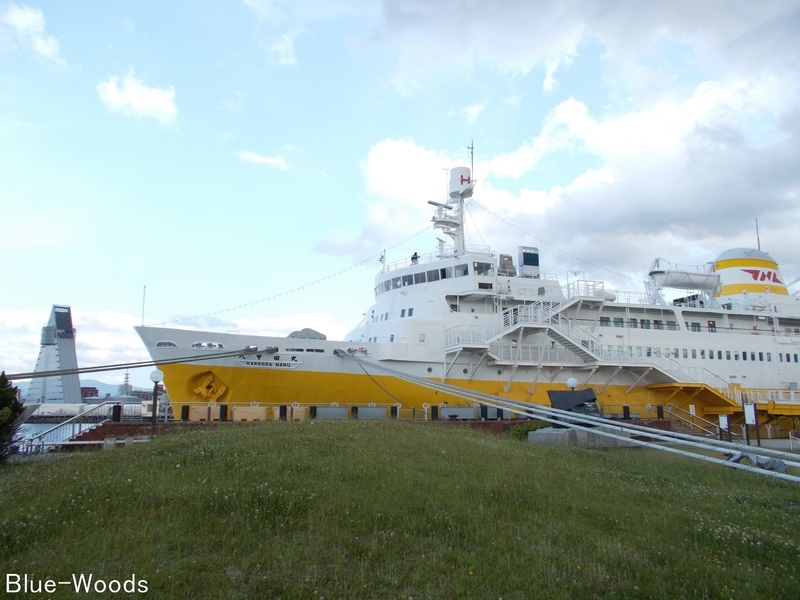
[414,272,426,284]
[440,267,454,279]
[402,275,413,286]
[473,262,494,276]
[538,287,546,296]
[427,269,440,281]
[454,264,469,277]
[392,277,401,289]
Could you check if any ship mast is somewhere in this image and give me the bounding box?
[429,163,475,255]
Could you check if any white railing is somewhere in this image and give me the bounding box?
[604,289,651,304]
[741,389,800,404]
[490,343,585,364]
[678,367,739,404]
[23,402,143,454]
[445,325,486,347]
[562,280,608,301]
[379,244,492,275]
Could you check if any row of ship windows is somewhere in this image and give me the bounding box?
[374,262,495,297]
[621,345,798,363]
[600,317,699,331]
[155,341,325,353]
[600,317,800,335]
[284,348,325,353]
[374,308,414,322]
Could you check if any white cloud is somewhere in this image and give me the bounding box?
[219,90,247,112]
[0,3,64,64]
[237,150,288,169]
[96,70,177,125]
[462,103,484,123]
[372,1,799,96]
[320,66,800,284]
[314,138,455,257]
[267,31,299,66]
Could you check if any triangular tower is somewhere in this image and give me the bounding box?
[25,305,82,404]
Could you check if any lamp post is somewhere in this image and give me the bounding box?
[150,369,164,438]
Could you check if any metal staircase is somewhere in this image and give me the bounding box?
[444,299,740,404]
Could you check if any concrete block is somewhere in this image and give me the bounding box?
[232,407,267,421]
[190,405,220,422]
[315,407,349,420]
[442,407,476,420]
[574,426,635,448]
[356,407,387,420]
[528,427,576,446]
[289,407,308,421]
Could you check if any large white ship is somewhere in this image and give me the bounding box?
[136,166,800,428]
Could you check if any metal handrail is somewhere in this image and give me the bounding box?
[665,403,722,437]
[23,401,134,454]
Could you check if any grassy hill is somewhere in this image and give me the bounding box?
[1,421,798,599]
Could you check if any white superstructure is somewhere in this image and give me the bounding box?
[136,167,800,425]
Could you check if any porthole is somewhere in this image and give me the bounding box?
[427,367,433,373]
[497,369,502,375]
[463,368,468,374]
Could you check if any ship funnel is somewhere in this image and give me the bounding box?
[713,248,789,305]
[449,167,473,199]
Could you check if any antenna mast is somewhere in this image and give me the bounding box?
[755,218,761,251]
[467,140,474,178]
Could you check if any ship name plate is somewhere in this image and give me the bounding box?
[235,353,303,369]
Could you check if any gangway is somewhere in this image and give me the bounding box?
[334,349,800,484]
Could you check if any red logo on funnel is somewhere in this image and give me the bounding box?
[742,269,782,284]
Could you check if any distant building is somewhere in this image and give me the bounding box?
[24,305,83,404]
[130,384,164,401]
[81,387,99,399]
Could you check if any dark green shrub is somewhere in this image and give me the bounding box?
[0,372,24,463]
[506,420,550,441]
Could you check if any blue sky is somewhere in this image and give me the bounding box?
[2,1,799,388]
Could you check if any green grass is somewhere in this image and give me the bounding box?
[2,421,799,599]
